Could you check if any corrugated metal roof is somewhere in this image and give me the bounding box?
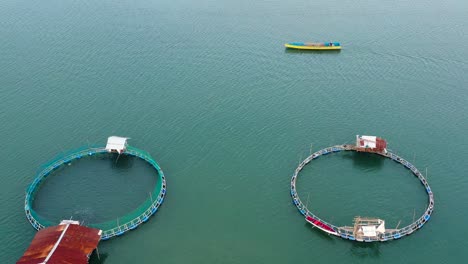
[356,135,387,151]
[360,135,377,148]
[17,223,101,264]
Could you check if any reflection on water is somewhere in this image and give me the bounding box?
[304,223,335,242]
[343,152,385,169]
[89,252,108,264]
[70,206,96,226]
[349,241,381,258]
[110,153,135,169]
[284,48,342,55]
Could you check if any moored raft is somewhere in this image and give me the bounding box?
[285,42,341,50]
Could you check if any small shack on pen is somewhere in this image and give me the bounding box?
[355,135,387,154]
[353,217,386,240]
[17,220,102,264]
[105,136,129,154]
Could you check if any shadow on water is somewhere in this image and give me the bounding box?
[343,152,385,169]
[349,241,381,258]
[304,223,335,243]
[109,153,135,169]
[89,251,108,264]
[284,48,341,55]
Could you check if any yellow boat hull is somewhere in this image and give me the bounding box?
[284,43,341,50]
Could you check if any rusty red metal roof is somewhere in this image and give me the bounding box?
[17,223,101,264]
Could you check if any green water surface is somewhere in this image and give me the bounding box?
[1,0,467,263]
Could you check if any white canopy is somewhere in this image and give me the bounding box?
[361,226,377,237]
[376,221,386,233]
[357,135,377,148]
[105,136,129,153]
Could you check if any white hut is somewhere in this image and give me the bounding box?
[105,136,129,154]
[353,217,386,240]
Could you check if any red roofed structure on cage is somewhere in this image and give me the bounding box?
[17,220,102,264]
[355,135,387,153]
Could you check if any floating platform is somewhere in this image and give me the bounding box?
[290,136,434,242]
[285,42,341,50]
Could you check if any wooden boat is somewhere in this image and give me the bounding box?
[305,216,339,236]
[285,42,341,50]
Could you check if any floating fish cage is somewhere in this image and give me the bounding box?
[24,136,167,241]
[290,136,434,242]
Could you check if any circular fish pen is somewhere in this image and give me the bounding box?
[290,137,434,242]
[24,143,166,241]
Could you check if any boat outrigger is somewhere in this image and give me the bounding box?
[285,42,341,50]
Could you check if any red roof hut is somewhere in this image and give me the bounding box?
[17,220,102,264]
[355,135,387,153]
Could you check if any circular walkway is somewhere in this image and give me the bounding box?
[290,145,434,242]
[24,145,166,240]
